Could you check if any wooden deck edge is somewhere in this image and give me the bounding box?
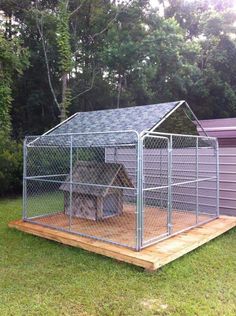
[8,220,155,270]
[152,216,236,270]
[8,216,236,271]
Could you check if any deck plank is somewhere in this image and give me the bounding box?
[8,216,236,271]
[21,205,210,249]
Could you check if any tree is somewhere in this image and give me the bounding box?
[56,0,73,121]
[1,0,236,140]
[0,29,29,196]
[162,0,236,119]
[0,33,29,135]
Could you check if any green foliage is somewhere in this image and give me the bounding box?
[0,34,29,134]
[56,0,73,119]
[27,146,70,177]
[164,0,236,118]
[61,86,72,119]
[56,0,73,73]
[0,81,12,134]
[26,146,104,180]
[1,0,236,194]
[0,31,28,195]
[0,132,22,196]
[1,0,236,131]
[156,107,198,135]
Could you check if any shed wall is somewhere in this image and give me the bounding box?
[106,147,236,216]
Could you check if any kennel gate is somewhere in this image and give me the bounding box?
[23,130,219,251]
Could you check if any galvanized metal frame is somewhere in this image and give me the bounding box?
[141,133,170,248]
[149,100,208,137]
[23,128,219,251]
[136,134,143,250]
[138,130,219,248]
[69,135,73,230]
[216,140,220,217]
[196,137,199,224]
[168,134,173,235]
[22,138,27,220]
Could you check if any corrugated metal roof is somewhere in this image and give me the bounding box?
[31,101,182,147]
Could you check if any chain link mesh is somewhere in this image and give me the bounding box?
[142,133,218,246]
[23,132,218,250]
[24,132,138,249]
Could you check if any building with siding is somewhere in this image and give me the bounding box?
[197,118,236,216]
[197,118,236,147]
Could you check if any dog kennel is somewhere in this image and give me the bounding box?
[23,100,219,250]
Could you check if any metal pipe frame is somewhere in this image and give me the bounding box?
[160,145,163,208]
[149,100,186,132]
[29,128,138,139]
[28,112,79,146]
[140,138,144,249]
[136,135,143,251]
[142,130,216,140]
[141,134,170,244]
[143,100,208,138]
[69,136,73,230]
[23,128,219,251]
[216,139,220,217]
[167,135,173,235]
[25,174,69,179]
[143,176,217,191]
[25,177,135,191]
[184,101,208,137]
[196,138,199,224]
[139,131,218,248]
[22,139,27,220]
[140,217,218,249]
[27,129,139,145]
[26,144,137,149]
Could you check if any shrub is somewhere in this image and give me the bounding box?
[0,132,22,196]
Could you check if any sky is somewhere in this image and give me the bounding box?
[149,0,236,10]
[150,0,159,8]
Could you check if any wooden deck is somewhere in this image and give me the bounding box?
[9,215,236,271]
[17,205,211,248]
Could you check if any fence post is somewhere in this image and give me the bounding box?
[160,146,163,209]
[22,138,27,220]
[136,134,143,250]
[69,135,73,230]
[216,140,220,217]
[196,138,199,224]
[167,135,173,235]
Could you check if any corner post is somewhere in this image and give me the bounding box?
[136,134,143,251]
[216,140,220,217]
[167,135,173,235]
[160,146,163,208]
[69,135,73,230]
[196,137,199,224]
[22,138,27,220]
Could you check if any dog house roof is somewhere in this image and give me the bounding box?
[60,161,133,196]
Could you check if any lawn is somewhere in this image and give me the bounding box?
[0,197,235,316]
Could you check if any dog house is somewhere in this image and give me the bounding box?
[59,161,133,220]
[23,100,219,251]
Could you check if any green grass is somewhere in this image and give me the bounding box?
[0,197,235,316]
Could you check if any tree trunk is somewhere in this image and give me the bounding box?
[117,72,122,108]
[60,72,67,122]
